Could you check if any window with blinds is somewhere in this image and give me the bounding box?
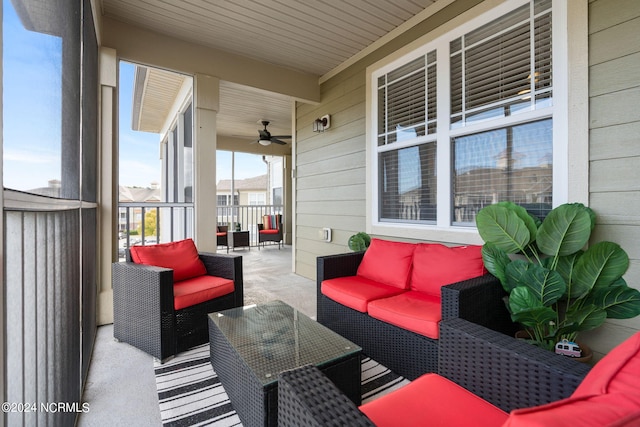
[372,0,554,228]
[377,51,437,222]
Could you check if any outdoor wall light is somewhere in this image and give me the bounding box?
[313,114,331,132]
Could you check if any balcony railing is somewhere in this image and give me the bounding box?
[118,202,283,258]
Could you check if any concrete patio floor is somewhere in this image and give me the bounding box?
[78,244,316,426]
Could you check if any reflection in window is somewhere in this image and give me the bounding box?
[452,119,553,224]
[380,143,436,223]
[3,0,80,196]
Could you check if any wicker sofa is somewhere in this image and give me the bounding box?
[277,319,640,427]
[317,238,514,380]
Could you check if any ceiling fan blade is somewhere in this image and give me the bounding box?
[271,138,287,145]
[270,135,292,139]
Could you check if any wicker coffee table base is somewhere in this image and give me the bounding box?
[208,311,361,427]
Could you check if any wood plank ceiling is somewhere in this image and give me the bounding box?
[101,0,440,143]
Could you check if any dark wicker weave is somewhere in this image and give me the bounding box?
[317,251,512,380]
[439,318,591,412]
[208,301,361,427]
[278,365,375,427]
[112,251,243,361]
[277,319,593,425]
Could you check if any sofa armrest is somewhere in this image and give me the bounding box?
[316,251,365,302]
[441,273,516,336]
[199,252,243,306]
[439,318,591,413]
[278,365,375,427]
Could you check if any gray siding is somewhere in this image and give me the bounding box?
[585,0,640,355]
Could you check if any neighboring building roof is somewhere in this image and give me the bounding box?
[217,174,267,192]
[119,184,162,202]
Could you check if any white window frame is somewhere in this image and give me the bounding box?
[365,0,587,244]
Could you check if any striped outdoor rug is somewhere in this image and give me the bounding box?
[154,344,409,426]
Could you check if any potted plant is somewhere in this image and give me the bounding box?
[348,232,371,252]
[476,201,640,355]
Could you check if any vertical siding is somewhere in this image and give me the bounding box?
[585,0,640,355]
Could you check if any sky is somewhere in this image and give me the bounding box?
[118,62,267,188]
[1,0,264,194]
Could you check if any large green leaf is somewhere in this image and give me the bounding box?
[573,241,629,293]
[476,205,532,254]
[481,243,511,291]
[554,252,583,299]
[507,263,566,306]
[586,282,640,319]
[509,287,556,328]
[497,201,539,240]
[537,204,592,257]
[561,304,607,334]
[505,259,535,290]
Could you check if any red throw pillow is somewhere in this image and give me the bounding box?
[356,238,416,289]
[129,238,207,282]
[410,243,486,296]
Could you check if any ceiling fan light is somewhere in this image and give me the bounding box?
[258,139,271,146]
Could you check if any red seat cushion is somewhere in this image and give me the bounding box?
[360,373,508,427]
[504,332,640,427]
[357,239,416,290]
[259,229,280,235]
[216,232,226,237]
[367,291,442,339]
[129,238,207,282]
[173,275,235,310]
[321,276,406,313]
[410,243,486,296]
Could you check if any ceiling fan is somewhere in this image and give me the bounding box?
[254,120,291,146]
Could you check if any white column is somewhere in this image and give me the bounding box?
[193,74,219,252]
[98,47,118,325]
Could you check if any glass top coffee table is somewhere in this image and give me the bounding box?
[208,300,362,427]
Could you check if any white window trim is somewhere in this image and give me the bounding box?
[365,0,588,245]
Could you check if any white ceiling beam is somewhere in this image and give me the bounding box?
[102,17,321,104]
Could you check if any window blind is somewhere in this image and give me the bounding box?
[451,2,552,128]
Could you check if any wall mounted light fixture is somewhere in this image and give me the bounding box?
[313,114,331,132]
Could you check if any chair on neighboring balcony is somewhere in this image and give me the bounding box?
[112,238,243,361]
[258,214,283,249]
[217,225,229,253]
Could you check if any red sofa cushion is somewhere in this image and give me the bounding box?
[503,332,640,427]
[357,239,416,290]
[367,291,442,339]
[173,275,235,310]
[321,276,406,313]
[130,238,207,282]
[410,243,486,296]
[360,373,508,427]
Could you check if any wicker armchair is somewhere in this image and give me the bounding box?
[257,214,283,249]
[216,225,229,252]
[278,319,594,426]
[112,250,243,361]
